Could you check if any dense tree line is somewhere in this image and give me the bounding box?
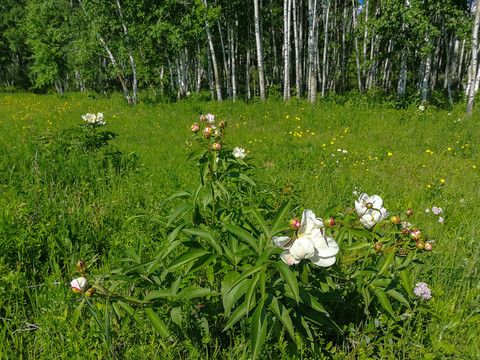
[0,0,479,111]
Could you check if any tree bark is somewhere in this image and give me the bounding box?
[203,0,222,103]
[254,0,266,100]
[467,0,480,116]
[283,0,292,100]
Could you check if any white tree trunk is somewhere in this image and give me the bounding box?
[203,0,222,103]
[283,0,292,100]
[254,0,266,100]
[352,0,363,92]
[307,0,318,104]
[321,1,330,97]
[467,0,480,116]
[292,0,301,99]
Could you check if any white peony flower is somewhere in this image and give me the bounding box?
[82,112,105,126]
[273,209,339,267]
[205,113,215,124]
[232,147,246,159]
[354,193,390,228]
[71,277,88,293]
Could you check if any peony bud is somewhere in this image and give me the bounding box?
[325,217,335,227]
[390,215,400,224]
[366,202,373,209]
[71,277,88,294]
[203,126,213,139]
[191,123,200,132]
[85,288,96,298]
[218,120,226,128]
[402,227,409,234]
[416,241,425,250]
[423,243,433,251]
[211,142,221,151]
[200,115,207,122]
[406,208,413,216]
[289,218,301,230]
[409,229,422,240]
[374,242,382,251]
[76,260,85,270]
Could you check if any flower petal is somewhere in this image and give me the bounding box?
[369,194,384,208]
[280,251,300,265]
[309,254,337,267]
[299,209,317,235]
[311,235,339,257]
[290,236,315,259]
[273,236,292,249]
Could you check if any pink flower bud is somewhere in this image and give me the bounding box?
[423,243,433,251]
[85,288,96,298]
[325,217,335,227]
[374,242,382,251]
[200,115,207,122]
[406,208,413,216]
[203,126,213,139]
[409,229,421,240]
[191,123,200,132]
[289,218,301,230]
[390,215,400,224]
[416,241,425,250]
[211,142,221,151]
[71,277,88,294]
[218,121,226,128]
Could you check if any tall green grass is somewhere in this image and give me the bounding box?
[0,92,479,359]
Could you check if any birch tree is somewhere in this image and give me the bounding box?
[254,0,266,101]
[467,0,480,116]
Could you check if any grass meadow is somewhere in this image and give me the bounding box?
[1,92,479,359]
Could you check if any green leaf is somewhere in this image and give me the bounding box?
[171,306,182,328]
[245,273,260,316]
[251,301,267,360]
[255,244,282,266]
[277,260,300,303]
[266,295,295,340]
[166,202,193,228]
[346,227,373,240]
[144,289,176,302]
[223,299,255,332]
[250,208,270,243]
[183,228,223,254]
[298,288,327,313]
[374,288,395,318]
[116,302,144,326]
[222,171,256,186]
[162,190,191,205]
[187,253,217,274]
[104,301,111,348]
[377,249,396,276]
[144,308,170,338]
[177,286,218,300]
[270,200,291,236]
[344,242,372,251]
[164,249,210,273]
[187,148,207,162]
[386,289,410,308]
[400,269,413,297]
[222,223,259,253]
[72,301,84,328]
[227,265,265,292]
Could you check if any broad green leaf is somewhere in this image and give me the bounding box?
[345,227,373,240]
[277,260,300,303]
[222,223,259,253]
[166,202,193,228]
[298,288,327,313]
[386,289,410,308]
[250,208,270,243]
[269,200,291,236]
[72,301,84,328]
[370,278,392,288]
[222,171,256,186]
[188,253,217,274]
[104,301,111,348]
[144,289,176,302]
[344,242,371,251]
[144,308,170,338]
[183,228,223,254]
[266,295,295,340]
[377,249,396,276]
[171,306,182,328]
[400,269,413,297]
[117,302,144,326]
[164,249,210,273]
[374,288,395,318]
[227,265,265,292]
[245,273,260,316]
[256,244,282,266]
[223,300,255,332]
[187,148,207,162]
[177,286,218,300]
[162,190,191,205]
[300,308,341,335]
[251,301,267,360]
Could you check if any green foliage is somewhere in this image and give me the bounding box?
[1,93,479,358]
